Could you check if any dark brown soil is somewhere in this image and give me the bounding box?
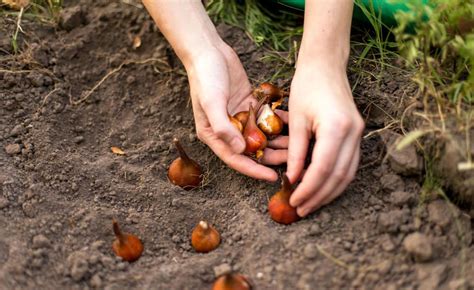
[0,1,472,289]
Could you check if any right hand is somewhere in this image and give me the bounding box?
[186,42,287,182]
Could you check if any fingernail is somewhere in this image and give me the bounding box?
[297,207,307,217]
[230,137,245,153]
[289,196,299,207]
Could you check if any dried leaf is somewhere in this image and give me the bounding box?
[111,146,125,155]
[132,36,141,49]
[2,0,29,9]
[396,130,429,151]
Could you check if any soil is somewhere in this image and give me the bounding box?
[0,1,473,289]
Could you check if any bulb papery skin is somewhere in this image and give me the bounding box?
[254,82,282,102]
[168,158,202,190]
[243,104,267,156]
[268,174,300,225]
[112,220,144,262]
[233,111,249,128]
[244,130,267,155]
[191,221,221,253]
[168,138,202,190]
[230,115,244,133]
[212,273,252,290]
[257,104,283,136]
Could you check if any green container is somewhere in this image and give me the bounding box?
[276,0,428,27]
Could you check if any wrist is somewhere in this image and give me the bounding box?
[297,43,350,73]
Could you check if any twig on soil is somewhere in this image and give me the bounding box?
[71,58,170,106]
[363,120,398,139]
[315,244,350,269]
[36,87,59,112]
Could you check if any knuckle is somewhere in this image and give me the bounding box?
[336,117,352,133]
[345,172,356,184]
[354,117,365,135]
[333,169,347,181]
[315,164,331,178]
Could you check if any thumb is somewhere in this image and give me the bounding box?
[202,98,246,153]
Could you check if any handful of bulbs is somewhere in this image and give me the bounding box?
[230,82,287,162]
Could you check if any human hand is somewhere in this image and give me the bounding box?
[186,43,287,182]
[286,62,364,217]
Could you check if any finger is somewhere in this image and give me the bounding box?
[205,135,278,181]
[286,115,310,184]
[260,148,288,165]
[295,137,360,216]
[275,109,289,124]
[231,95,257,114]
[201,97,246,154]
[320,146,360,207]
[289,124,347,207]
[268,136,289,149]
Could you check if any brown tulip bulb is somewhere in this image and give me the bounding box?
[233,111,249,128]
[191,221,221,253]
[243,104,267,156]
[212,273,252,290]
[112,219,144,262]
[253,82,285,102]
[168,138,202,190]
[229,115,243,133]
[257,104,283,136]
[268,174,300,225]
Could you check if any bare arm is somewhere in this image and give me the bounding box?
[287,0,364,216]
[142,0,286,181]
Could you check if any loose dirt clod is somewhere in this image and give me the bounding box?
[403,232,433,262]
[4,143,21,155]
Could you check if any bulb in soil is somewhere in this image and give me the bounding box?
[257,104,283,136]
[268,174,300,225]
[112,219,144,262]
[212,273,252,290]
[191,221,221,253]
[243,104,267,157]
[168,138,202,190]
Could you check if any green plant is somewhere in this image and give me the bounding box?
[1,0,63,53]
[393,0,473,108]
[206,0,303,51]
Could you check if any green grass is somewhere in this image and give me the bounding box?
[206,0,303,51]
[1,0,62,53]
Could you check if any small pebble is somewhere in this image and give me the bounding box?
[73,136,84,144]
[32,234,51,249]
[213,263,232,277]
[5,143,21,155]
[303,244,318,259]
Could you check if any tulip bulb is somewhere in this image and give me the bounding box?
[212,273,252,290]
[168,138,202,190]
[268,174,300,225]
[257,104,283,136]
[112,219,144,262]
[233,111,249,128]
[253,82,285,102]
[229,115,243,133]
[191,221,221,253]
[243,104,267,157]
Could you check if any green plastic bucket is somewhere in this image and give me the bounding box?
[276,0,428,27]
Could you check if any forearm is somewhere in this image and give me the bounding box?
[298,0,353,70]
[142,0,224,68]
